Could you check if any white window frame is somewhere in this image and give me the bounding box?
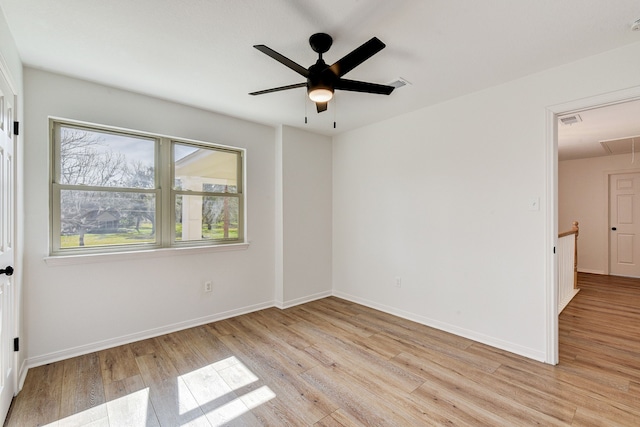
[49,118,245,256]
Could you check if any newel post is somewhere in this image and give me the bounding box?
[572,221,579,289]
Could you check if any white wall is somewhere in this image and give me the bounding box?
[333,40,640,362]
[23,69,277,365]
[559,153,640,275]
[278,126,332,306]
[0,13,21,83]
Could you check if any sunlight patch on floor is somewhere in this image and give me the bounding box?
[41,356,275,426]
[105,388,156,426]
[179,356,274,426]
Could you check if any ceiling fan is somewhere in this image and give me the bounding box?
[249,33,395,113]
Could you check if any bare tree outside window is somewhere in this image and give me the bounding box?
[57,127,156,248]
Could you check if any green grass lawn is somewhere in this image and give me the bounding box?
[175,222,238,241]
[61,223,156,248]
[61,222,238,248]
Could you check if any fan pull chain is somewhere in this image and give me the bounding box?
[333,97,337,129]
[304,92,308,124]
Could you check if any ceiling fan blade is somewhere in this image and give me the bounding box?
[316,102,328,113]
[328,37,386,77]
[335,79,395,95]
[249,82,306,96]
[254,45,310,78]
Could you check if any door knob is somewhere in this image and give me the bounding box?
[0,266,13,276]
[611,227,617,231]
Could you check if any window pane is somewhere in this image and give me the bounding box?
[173,143,238,193]
[59,126,155,188]
[60,189,156,248]
[175,195,239,241]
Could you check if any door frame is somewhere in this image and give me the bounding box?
[545,85,640,364]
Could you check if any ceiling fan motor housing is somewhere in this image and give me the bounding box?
[308,59,335,96]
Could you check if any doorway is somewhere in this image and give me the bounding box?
[549,87,640,364]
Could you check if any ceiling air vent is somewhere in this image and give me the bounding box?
[387,77,412,89]
[559,114,582,125]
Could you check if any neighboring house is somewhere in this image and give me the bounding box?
[90,210,120,232]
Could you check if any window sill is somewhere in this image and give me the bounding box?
[44,242,250,266]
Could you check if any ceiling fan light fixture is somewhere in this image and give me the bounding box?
[308,87,333,102]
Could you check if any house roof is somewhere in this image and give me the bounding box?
[175,147,238,187]
[2,1,640,152]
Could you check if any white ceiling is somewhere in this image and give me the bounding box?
[558,99,640,161]
[2,0,640,144]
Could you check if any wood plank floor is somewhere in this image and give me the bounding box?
[5,272,640,426]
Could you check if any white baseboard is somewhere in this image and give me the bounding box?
[17,359,27,392]
[25,300,274,369]
[280,290,332,309]
[332,290,546,363]
[558,288,580,314]
[577,268,605,275]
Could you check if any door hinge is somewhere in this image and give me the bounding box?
[13,337,18,352]
[13,121,19,136]
[553,246,556,254]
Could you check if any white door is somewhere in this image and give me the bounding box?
[610,172,640,277]
[0,68,16,423]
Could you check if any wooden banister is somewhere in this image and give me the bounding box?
[558,221,579,289]
[558,220,579,238]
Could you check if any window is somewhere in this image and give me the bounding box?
[50,119,244,255]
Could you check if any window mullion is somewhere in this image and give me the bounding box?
[159,138,172,247]
[54,184,157,194]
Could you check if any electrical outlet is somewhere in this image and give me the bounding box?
[395,276,402,288]
[204,281,213,293]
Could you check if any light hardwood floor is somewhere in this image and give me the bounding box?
[5,273,640,426]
